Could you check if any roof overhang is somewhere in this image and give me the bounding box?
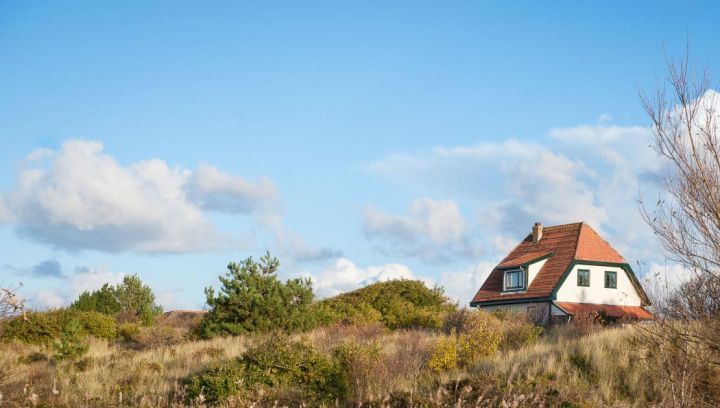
[470,296,551,308]
[553,301,654,320]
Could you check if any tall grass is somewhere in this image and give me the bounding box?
[0,322,666,407]
[0,335,248,406]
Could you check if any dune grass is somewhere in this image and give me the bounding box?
[0,322,666,407]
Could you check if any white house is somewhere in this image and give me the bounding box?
[470,222,652,324]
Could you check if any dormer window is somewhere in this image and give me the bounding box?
[504,269,525,291]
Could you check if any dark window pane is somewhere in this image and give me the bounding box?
[577,270,590,287]
[605,271,617,288]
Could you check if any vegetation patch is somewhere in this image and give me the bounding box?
[71,275,163,325]
[198,253,316,338]
[312,279,455,330]
[1,309,116,345]
[184,336,345,404]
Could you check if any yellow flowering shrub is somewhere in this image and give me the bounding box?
[428,329,459,372]
[429,312,503,372]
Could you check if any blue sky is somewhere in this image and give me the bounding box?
[1,1,717,309]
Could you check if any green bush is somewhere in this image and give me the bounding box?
[185,356,245,403]
[312,280,455,330]
[53,319,89,361]
[1,309,116,344]
[311,299,383,326]
[185,336,345,404]
[198,253,316,337]
[76,310,117,339]
[71,283,121,315]
[71,275,163,325]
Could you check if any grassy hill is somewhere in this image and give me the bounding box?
[0,311,662,407]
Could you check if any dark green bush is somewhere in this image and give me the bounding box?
[1,309,116,344]
[198,253,316,338]
[185,336,345,404]
[71,283,121,315]
[53,319,89,361]
[312,280,455,330]
[70,275,163,325]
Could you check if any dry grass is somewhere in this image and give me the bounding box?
[0,323,667,407]
[474,326,659,406]
[0,335,248,406]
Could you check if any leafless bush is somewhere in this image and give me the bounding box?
[638,53,720,407]
[0,284,25,341]
[0,284,24,320]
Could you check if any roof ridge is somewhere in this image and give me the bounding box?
[543,221,583,230]
[571,221,584,259]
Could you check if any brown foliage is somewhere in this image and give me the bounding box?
[638,53,720,407]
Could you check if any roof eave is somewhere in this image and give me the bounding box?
[470,296,551,308]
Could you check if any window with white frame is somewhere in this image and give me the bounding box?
[504,269,525,291]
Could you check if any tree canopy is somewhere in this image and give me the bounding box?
[198,252,315,337]
[70,275,162,325]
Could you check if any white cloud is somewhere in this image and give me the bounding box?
[68,266,124,299]
[155,289,193,311]
[33,290,65,309]
[548,124,649,144]
[186,163,278,216]
[24,265,124,309]
[367,122,664,266]
[309,258,434,298]
[643,262,693,292]
[440,261,496,305]
[1,140,278,253]
[363,198,480,262]
[505,150,608,228]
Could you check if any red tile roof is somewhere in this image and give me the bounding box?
[471,222,644,305]
[575,223,624,263]
[497,251,552,268]
[554,301,653,320]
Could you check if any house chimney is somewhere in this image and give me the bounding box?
[532,222,543,244]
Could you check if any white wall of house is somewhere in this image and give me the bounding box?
[527,258,548,287]
[479,301,551,324]
[554,264,642,306]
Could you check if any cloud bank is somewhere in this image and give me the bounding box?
[366,121,663,268]
[1,140,278,253]
[363,198,481,262]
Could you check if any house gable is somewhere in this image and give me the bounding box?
[553,262,643,306]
